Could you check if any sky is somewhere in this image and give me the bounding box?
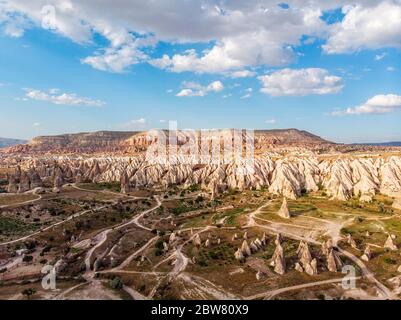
[0,0,400,143]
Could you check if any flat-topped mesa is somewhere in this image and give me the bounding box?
[5,128,334,155]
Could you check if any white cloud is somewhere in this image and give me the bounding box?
[375,53,387,61]
[176,80,224,97]
[258,68,343,96]
[227,70,257,78]
[331,94,401,115]
[32,122,41,127]
[3,1,401,75]
[265,119,277,124]
[222,93,232,98]
[387,66,396,72]
[324,2,401,54]
[120,117,147,129]
[24,88,105,107]
[130,118,146,124]
[240,94,252,99]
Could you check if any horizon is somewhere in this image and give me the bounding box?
[0,1,401,144]
[2,127,401,145]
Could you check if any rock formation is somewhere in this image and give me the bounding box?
[6,174,18,193]
[347,234,358,249]
[234,248,245,261]
[120,171,131,194]
[361,245,371,262]
[305,259,318,276]
[327,249,343,272]
[18,171,30,193]
[296,241,318,276]
[278,198,291,219]
[4,149,401,202]
[53,167,64,193]
[241,240,251,257]
[384,235,397,251]
[270,241,286,275]
[28,169,43,189]
[193,234,202,247]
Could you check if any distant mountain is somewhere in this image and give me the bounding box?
[354,142,401,147]
[5,129,335,154]
[0,137,27,148]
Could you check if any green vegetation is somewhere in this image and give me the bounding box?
[212,208,244,226]
[195,243,236,267]
[109,277,124,290]
[21,288,36,300]
[78,182,121,192]
[0,217,38,236]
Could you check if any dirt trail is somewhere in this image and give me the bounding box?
[247,276,361,300]
[248,200,394,300]
[0,194,42,209]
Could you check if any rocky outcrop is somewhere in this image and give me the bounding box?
[269,234,285,275]
[384,235,397,251]
[120,171,131,194]
[347,234,358,249]
[28,169,43,189]
[296,241,318,276]
[6,173,18,193]
[53,167,64,193]
[3,151,401,202]
[241,240,251,257]
[270,240,286,275]
[361,245,371,262]
[18,171,30,193]
[192,234,202,247]
[327,249,343,272]
[278,197,291,219]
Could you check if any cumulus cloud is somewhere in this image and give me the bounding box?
[0,0,326,74]
[176,80,224,97]
[331,94,401,115]
[23,88,105,107]
[324,2,401,54]
[227,70,257,78]
[258,68,343,96]
[2,1,401,75]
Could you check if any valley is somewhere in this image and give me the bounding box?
[1,129,401,300]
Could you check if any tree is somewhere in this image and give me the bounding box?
[22,288,36,300]
[109,277,123,290]
[22,255,33,263]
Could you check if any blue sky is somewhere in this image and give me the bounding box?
[0,1,401,143]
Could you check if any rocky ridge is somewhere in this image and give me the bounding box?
[3,152,401,202]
